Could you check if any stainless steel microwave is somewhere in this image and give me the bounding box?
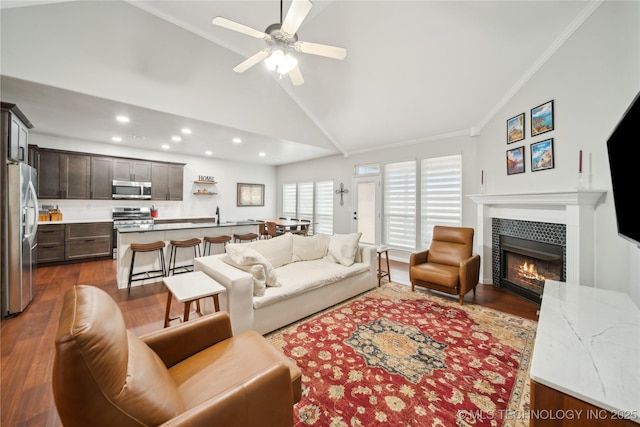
[112,180,152,199]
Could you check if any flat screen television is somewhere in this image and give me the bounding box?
[606,90,640,247]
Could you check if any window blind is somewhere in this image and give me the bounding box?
[282,183,297,218]
[314,181,334,235]
[383,160,417,250]
[420,154,462,249]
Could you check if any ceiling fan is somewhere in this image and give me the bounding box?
[212,0,347,86]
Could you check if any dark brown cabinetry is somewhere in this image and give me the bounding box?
[151,163,184,200]
[30,146,184,201]
[90,157,112,200]
[37,224,65,263]
[113,159,152,182]
[36,150,91,199]
[65,222,112,260]
[2,103,33,163]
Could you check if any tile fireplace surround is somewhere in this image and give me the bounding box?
[468,190,606,287]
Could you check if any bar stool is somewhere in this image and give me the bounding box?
[203,235,232,255]
[127,241,166,295]
[167,238,202,276]
[233,233,259,243]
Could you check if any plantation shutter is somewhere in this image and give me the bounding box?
[383,160,417,251]
[314,181,334,235]
[296,182,314,225]
[282,183,297,218]
[420,154,462,249]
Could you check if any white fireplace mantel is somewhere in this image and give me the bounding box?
[468,190,606,286]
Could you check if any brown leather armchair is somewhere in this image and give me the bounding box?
[53,285,302,427]
[409,226,481,305]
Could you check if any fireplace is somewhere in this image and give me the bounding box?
[468,190,606,294]
[499,235,564,302]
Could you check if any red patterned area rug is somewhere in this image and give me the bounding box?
[266,283,537,427]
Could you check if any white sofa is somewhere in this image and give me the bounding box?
[194,232,377,335]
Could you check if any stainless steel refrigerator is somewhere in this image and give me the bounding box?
[4,163,38,316]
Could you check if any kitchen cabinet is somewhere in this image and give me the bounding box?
[151,162,184,200]
[2,102,33,163]
[113,159,152,182]
[37,224,65,263]
[36,150,91,199]
[90,156,112,200]
[65,222,112,260]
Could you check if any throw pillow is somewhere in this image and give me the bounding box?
[249,264,266,297]
[292,234,330,262]
[325,232,362,267]
[248,233,293,268]
[224,245,280,287]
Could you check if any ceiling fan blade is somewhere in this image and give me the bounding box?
[212,17,269,40]
[281,0,313,36]
[289,66,304,86]
[233,49,270,73]
[296,41,347,60]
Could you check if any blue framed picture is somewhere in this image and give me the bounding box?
[531,100,554,136]
[531,138,554,172]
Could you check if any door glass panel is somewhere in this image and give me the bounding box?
[356,181,376,245]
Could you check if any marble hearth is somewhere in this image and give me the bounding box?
[468,190,606,287]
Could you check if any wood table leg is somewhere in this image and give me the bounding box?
[213,294,220,312]
[385,250,391,283]
[164,291,173,328]
[183,301,191,322]
[377,251,382,287]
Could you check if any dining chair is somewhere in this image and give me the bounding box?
[266,221,282,239]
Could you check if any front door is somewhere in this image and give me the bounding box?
[351,176,381,245]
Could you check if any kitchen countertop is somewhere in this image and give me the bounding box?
[38,219,113,224]
[116,221,260,233]
[530,280,640,422]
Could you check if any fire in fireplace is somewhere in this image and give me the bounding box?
[500,235,564,303]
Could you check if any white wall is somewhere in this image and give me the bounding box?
[277,2,640,305]
[277,133,479,239]
[32,134,277,222]
[475,1,640,305]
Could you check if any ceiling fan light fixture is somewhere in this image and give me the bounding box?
[265,49,297,75]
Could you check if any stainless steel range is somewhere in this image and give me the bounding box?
[112,207,154,257]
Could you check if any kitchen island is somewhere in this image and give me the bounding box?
[116,221,260,290]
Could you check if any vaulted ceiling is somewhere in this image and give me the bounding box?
[0,0,595,165]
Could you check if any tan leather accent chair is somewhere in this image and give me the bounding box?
[53,285,302,427]
[409,226,481,305]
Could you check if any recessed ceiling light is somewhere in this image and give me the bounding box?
[111,136,122,142]
[181,128,192,135]
[205,151,213,156]
[162,144,170,149]
[232,137,242,144]
[171,136,182,142]
[259,152,266,157]
[116,115,130,123]
[132,135,146,140]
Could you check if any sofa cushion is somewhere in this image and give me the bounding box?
[224,245,280,287]
[292,234,330,262]
[248,233,293,268]
[325,232,362,267]
[252,258,370,309]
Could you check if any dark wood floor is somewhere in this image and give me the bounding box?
[0,259,539,426]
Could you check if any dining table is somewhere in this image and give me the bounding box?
[259,218,312,232]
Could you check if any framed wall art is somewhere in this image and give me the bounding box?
[237,183,265,206]
[507,113,525,143]
[506,146,525,175]
[531,138,554,172]
[531,100,554,136]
